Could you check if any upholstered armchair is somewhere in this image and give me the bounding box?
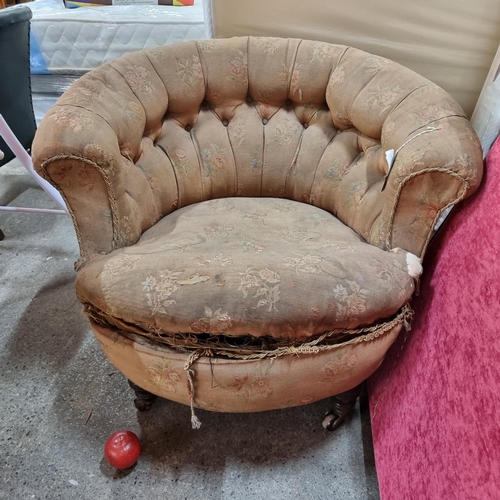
[32,37,482,430]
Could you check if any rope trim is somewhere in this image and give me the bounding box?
[96,305,413,430]
[86,303,413,361]
[40,153,121,256]
[385,166,470,252]
[185,350,203,429]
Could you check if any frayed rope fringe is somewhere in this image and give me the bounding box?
[87,304,414,361]
[179,306,414,430]
[92,305,414,429]
[184,350,204,429]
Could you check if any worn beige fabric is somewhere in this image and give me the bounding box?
[93,320,402,413]
[32,37,482,262]
[31,37,483,413]
[76,198,416,339]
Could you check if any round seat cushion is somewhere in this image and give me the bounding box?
[76,197,417,340]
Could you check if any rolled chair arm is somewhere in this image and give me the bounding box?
[374,86,483,257]
[33,104,128,261]
[32,52,173,262]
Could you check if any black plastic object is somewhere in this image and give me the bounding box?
[0,6,36,167]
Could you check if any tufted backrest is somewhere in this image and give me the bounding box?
[32,37,482,261]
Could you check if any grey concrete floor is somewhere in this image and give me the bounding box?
[0,160,380,500]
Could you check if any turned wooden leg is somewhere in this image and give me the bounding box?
[322,384,363,431]
[128,380,157,412]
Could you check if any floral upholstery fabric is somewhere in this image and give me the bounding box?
[76,198,416,339]
[93,320,402,413]
[32,37,482,263]
[31,37,483,415]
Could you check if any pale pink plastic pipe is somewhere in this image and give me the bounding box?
[0,114,68,215]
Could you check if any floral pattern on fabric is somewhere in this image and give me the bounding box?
[203,224,236,237]
[411,105,452,127]
[196,39,219,53]
[367,84,402,115]
[52,108,94,132]
[146,360,182,393]
[76,197,418,340]
[272,201,299,213]
[372,259,406,291]
[343,181,366,210]
[125,101,144,123]
[284,255,324,274]
[83,143,118,173]
[193,253,233,267]
[178,55,204,88]
[114,215,136,248]
[171,149,191,177]
[364,56,392,73]
[123,66,154,96]
[229,365,274,400]
[329,67,346,86]
[241,241,267,253]
[250,156,262,172]
[325,158,352,181]
[273,117,302,145]
[240,210,269,227]
[103,255,143,277]
[238,268,281,312]
[201,143,229,177]
[226,50,248,86]
[142,269,181,315]
[252,37,280,55]
[332,280,368,321]
[190,307,233,333]
[231,118,247,147]
[311,42,336,63]
[276,63,290,89]
[321,351,358,384]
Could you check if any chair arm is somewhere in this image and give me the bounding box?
[377,110,483,257]
[32,60,171,263]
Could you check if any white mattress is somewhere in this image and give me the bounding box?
[29,0,208,74]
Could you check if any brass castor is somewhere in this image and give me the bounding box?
[322,384,362,431]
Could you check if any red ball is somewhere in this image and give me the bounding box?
[104,430,141,469]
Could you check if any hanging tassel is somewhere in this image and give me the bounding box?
[184,350,204,430]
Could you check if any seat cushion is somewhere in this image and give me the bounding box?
[76,197,418,340]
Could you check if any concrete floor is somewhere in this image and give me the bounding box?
[0,160,380,500]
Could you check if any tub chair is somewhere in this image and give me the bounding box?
[32,37,483,429]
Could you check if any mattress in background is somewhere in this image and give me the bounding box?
[29,0,208,74]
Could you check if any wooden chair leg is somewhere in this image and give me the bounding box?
[128,380,157,412]
[322,384,363,431]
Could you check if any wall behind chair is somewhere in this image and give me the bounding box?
[210,0,500,119]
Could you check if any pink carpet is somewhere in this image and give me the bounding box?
[369,138,500,499]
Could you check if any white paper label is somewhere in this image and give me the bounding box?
[385,148,395,173]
